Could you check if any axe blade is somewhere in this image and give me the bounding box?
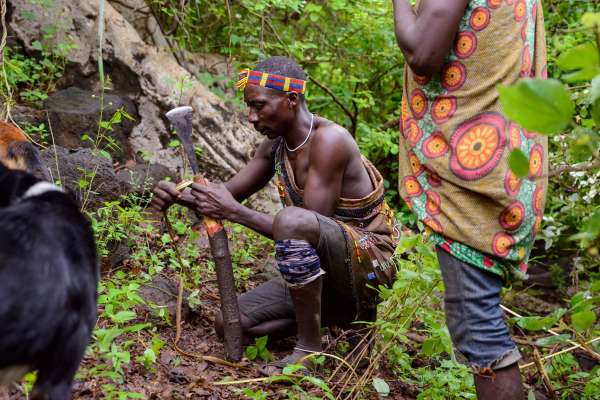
[166,106,199,175]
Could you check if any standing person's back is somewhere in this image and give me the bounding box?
[392,1,547,398]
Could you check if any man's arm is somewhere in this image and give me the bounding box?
[391,0,469,75]
[224,139,276,201]
[150,139,275,212]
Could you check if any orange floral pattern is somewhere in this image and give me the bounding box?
[403,176,423,197]
[426,190,442,216]
[427,169,442,188]
[514,0,526,21]
[504,170,522,196]
[529,144,543,178]
[424,217,443,233]
[509,122,521,149]
[410,89,428,120]
[409,151,425,176]
[442,61,467,91]
[499,201,525,230]
[404,119,423,147]
[455,31,478,59]
[422,133,450,159]
[492,232,514,257]
[470,7,491,31]
[450,113,506,180]
[533,185,544,215]
[414,74,431,86]
[520,45,532,77]
[431,96,457,124]
[487,0,502,8]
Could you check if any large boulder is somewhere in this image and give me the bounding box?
[41,145,130,209]
[44,87,138,162]
[8,0,279,213]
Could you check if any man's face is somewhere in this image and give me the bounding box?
[243,85,294,139]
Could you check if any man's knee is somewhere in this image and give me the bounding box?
[273,207,319,244]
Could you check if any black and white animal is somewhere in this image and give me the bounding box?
[0,153,98,398]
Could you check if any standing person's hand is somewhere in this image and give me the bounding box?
[150,181,197,211]
[190,182,240,221]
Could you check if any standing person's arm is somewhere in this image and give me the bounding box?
[391,0,470,75]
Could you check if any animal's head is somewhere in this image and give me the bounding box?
[0,121,49,180]
[0,162,41,207]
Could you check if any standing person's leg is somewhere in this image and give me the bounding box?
[436,248,524,400]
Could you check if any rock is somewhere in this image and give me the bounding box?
[505,292,561,315]
[40,145,131,209]
[116,162,176,193]
[8,0,279,213]
[10,104,46,129]
[139,275,195,324]
[44,87,138,162]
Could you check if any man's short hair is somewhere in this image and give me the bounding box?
[254,56,307,81]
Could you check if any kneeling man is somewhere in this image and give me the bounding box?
[151,56,398,374]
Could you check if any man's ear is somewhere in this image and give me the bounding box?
[287,92,299,108]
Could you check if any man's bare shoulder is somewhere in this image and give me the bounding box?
[311,117,356,155]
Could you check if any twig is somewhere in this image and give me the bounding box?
[309,76,355,130]
[520,337,600,369]
[548,158,600,177]
[533,348,558,400]
[501,304,600,362]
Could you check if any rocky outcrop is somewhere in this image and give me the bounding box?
[41,146,130,209]
[8,0,279,212]
[45,87,138,162]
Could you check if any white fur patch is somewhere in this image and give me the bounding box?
[22,181,63,199]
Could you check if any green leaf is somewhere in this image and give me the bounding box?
[582,13,600,29]
[534,334,571,347]
[556,43,600,82]
[591,75,600,126]
[110,310,137,323]
[498,79,574,134]
[245,345,258,360]
[281,363,305,374]
[372,377,390,397]
[515,308,566,331]
[508,149,530,178]
[571,310,596,332]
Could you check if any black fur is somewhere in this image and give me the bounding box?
[0,163,98,399]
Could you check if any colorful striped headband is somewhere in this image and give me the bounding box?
[235,69,307,94]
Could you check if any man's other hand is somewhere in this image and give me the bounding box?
[190,182,240,220]
[150,181,196,211]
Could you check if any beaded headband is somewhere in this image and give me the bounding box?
[235,69,307,94]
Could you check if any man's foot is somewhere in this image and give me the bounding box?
[259,346,320,376]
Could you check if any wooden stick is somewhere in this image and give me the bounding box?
[520,337,600,369]
[501,304,600,364]
[533,348,558,400]
[193,175,243,362]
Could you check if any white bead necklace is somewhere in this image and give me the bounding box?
[285,113,314,152]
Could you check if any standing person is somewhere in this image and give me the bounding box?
[151,56,398,375]
[391,1,547,399]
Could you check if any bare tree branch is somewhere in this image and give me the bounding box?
[549,158,600,177]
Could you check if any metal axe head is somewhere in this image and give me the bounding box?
[166,106,199,175]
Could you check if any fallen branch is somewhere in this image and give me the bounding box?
[548,158,600,177]
[520,337,600,369]
[533,348,558,400]
[500,304,600,363]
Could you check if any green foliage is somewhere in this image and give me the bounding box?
[245,335,272,362]
[508,148,530,178]
[498,79,575,134]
